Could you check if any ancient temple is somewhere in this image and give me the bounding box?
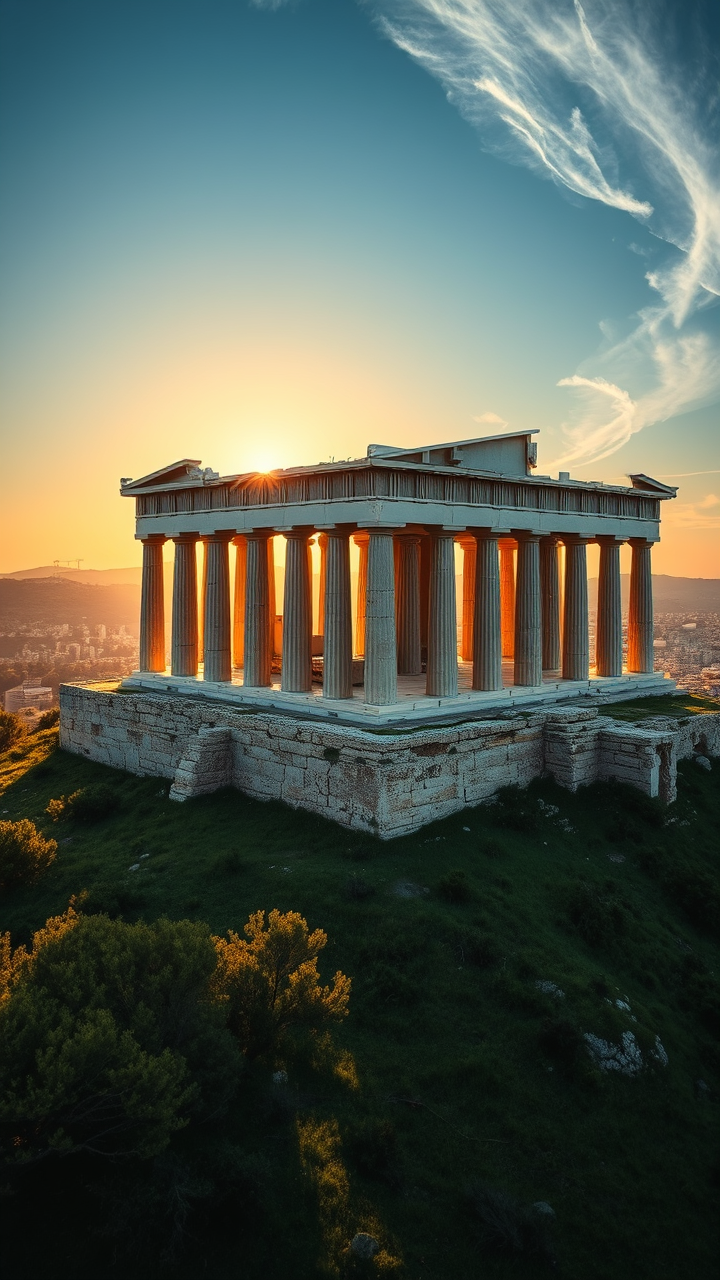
[119,430,676,723]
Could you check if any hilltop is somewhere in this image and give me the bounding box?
[0,705,718,1280]
[0,577,140,630]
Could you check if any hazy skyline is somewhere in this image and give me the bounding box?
[1,0,718,574]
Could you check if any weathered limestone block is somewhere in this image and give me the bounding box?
[169,728,233,801]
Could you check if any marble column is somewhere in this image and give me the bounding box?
[628,539,654,672]
[364,529,397,706]
[596,537,623,677]
[472,532,502,691]
[232,536,247,669]
[317,533,328,635]
[513,533,542,687]
[395,534,422,676]
[540,536,561,672]
[243,532,272,687]
[198,540,208,664]
[353,531,369,656]
[281,531,313,692]
[203,533,232,683]
[561,537,589,682]
[459,536,476,663]
[427,531,458,698]
[139,536,166,673]
[171,535,198,676]
[268,537,277,655]
[419,535,431,655]
[500,540,516,659]
[323,530,353,699]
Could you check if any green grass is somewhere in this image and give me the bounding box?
[1,727,719,1280]
[596,691,720,721]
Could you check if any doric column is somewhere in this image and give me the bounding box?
[268,537,277,655]
[596,537,623,676]
[281,530,313,692]
[198,540,208,663]
[513,533,542,686]
[139,536,166,672]
[364,529,397,706]
[232,536,247,669]
[317,533,328,635]
[395,534,422,676]
[203,533,232,683]
[472,531,502,691]
[243,532,272,687]
[171,535,198,676]
[426,531,458,698]
[540,536,561,671]
[459,536,476,663]
[419,535,431,654]
[500,540,516,659]
[353,531,369,656]
[628,539,654,672]
[323,530,353,699]
[561,536,589,681]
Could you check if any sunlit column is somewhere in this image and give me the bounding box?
[353,531,369,657]
[561,536,589,681]
[198,539,207,664]
[472,531,502,691]
[395,534,422,676]
[139,536,166,673]
[426,531,458,698]
[243,531,272,687]
[281,530,313,692]
[323,530,353,699]
[317,532,328,636]
[171,535,198,676]
[596,537,623,677]
[268,536,276,656]
[458,535,476,663]
[540,536,561,672]
[513,533,542,686]
[628,538,654,673]
[232,535,247,669]
[203,533,232,683]
[364,529,397,706]
[500,540,516,660]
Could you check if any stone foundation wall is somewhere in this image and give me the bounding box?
[59,683,720,838]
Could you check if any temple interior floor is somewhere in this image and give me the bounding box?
[120,661,671,728]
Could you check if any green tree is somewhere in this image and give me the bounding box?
[0,912,241,1165]
[0,819,57,891]
[212,909,351,1058]
[0,709,26,753]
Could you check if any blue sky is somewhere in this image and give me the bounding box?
[0,0,718,572]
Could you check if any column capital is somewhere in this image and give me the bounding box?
[206,528,235,542]
[141,533,167,545]
[511,529,541,543]
[231,533,247,546]
[469,526,502,541]
[560,533,591,545]
[628,536,656,547]
[595,534,626,546]
[395,531,423,545]
[171,532,199,545]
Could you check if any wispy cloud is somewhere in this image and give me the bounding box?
[473,410,508,426]
[372,0,720,470]
[662,492,720,530]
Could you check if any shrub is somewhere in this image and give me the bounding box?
[0,911,240,1165]
[48,783,121,824]
[539,1015,587,1076]
[491,786,540,834]
[37,706,60,730]
[347,1118,399,1186]
[466,1183,555,1262]
[212,909,351,1058]
[0,819,57,891]
[0,709,26,753]
[663,861,720,935]
[566,879,629,948]
[437,870,473,903]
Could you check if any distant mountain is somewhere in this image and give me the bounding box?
[0,565,142,585]
[588,575,720,613]
[0,578,140,630]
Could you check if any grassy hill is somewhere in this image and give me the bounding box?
[0,714,718,1280]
